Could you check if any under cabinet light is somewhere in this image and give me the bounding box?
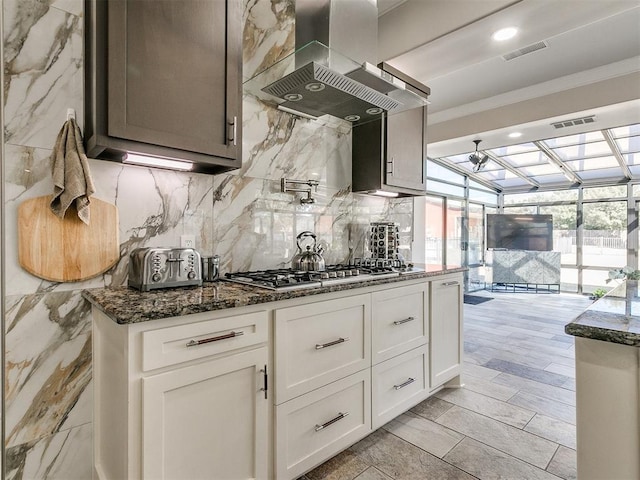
[370,190,399,197]
[124,153,193,171]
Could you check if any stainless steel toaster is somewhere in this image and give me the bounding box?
[128,247,202,291]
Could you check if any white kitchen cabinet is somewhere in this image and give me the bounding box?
[371,283,428,365]
[275,369,371,479]
[372,344,429,429]
[430,273,464,389]
[141,310,268,371]
[274,294,371,404]
[143,347,268,479]
[93,308,269,480]
[93,274,464,480]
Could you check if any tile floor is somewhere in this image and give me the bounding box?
[301,290,592,480]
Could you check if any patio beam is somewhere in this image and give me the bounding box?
[428,157,503,193]
[534,141,583,185]
[482,151,541,188]
[602,129,633,180]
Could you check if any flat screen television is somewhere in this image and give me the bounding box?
[487,214,553,251]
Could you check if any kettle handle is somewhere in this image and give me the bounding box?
[296,231,317,250]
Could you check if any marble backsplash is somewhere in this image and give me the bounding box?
[2,0,414,478]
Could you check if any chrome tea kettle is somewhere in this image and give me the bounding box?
[292,231,325,271]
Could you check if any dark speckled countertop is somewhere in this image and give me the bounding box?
[83,266,465,325]
[565,281,640,347]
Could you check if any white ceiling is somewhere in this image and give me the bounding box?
[378,0,640,158]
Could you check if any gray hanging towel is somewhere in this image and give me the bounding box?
[50,118,96,225]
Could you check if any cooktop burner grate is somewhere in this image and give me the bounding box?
[224,263,404,291]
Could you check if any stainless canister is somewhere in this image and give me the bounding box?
[201,255,220,282]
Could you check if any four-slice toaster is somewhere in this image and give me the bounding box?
[128,247,202,291]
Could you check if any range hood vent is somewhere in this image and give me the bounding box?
[243,0,429,126]
[262,62,401,119]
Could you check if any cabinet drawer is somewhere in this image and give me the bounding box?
[142,310,268,371]
[275,369,371,480]
[372,344,429,429]
[274,294,370,403]
[372,283,428,365]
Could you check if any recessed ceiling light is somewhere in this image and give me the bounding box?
[508,132,523,138]
[492,27,518,41]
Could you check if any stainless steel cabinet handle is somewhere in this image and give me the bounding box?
[442,281,459,287]
[315,412,349,432]
[186,330,244,347]
[386,157,394,175]
[259,365,268,399]
[393,316,415,325]
[316,337,349,350]
[394,377,415,390]
[228,116,237,146]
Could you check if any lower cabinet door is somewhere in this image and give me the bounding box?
[372,345,429,429]
[275,369,371,480]
[142,347,268,480]
[430,274,464,388]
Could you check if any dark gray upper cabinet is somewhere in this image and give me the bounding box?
[85,0,242,173]
[352,64,430,197]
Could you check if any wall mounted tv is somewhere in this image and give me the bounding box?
[487,214,553,251]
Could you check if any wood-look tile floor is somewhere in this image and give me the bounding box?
[300,290,592,480]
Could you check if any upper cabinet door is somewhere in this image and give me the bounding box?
[85,0,242,173]
[385,106,427,192]
[108,0,240,159]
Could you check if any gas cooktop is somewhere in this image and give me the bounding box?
[224,263,413,291]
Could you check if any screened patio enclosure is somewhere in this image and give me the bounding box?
[423,123,640,294]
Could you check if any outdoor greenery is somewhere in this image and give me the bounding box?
[607,266,640,283]
[504,186,628,231]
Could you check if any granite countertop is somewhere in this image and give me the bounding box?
[83,266,465,325]
[565,281,640,347]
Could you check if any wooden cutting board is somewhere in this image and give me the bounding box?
[18,196,119,282]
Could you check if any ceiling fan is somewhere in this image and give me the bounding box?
[469,140,489,173]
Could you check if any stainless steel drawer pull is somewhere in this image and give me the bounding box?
[394,377,416,390]
[186,330,244,347]
[315,337,349,350]
[442,281,459,287]
[315,412,349,432]
[393,316,415,325]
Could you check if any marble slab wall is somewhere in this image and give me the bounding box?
[1,0,414,478]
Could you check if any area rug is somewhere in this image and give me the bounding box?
[463,295,494,305]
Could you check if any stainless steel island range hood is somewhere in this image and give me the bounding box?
[244,0,429,125]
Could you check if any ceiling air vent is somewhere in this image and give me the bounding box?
[502,41,548,61]
[551,115,596,129]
